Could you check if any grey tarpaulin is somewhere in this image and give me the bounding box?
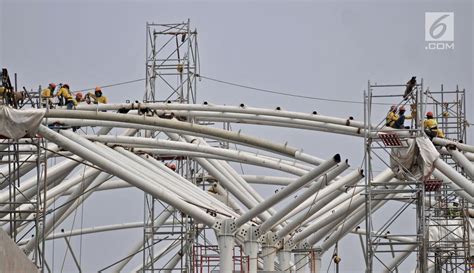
[0,106,45,139]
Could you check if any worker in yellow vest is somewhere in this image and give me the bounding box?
[423,112,445,139]
[40,83,56,108]
[56,84,71,106]
[87,87,108,104]
[385,105,398,127]
[392,106,413,129]
[65,94,78,110]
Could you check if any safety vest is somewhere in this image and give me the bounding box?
[423,118,438,130]
[57,87,71,98]
[386,112,398,126]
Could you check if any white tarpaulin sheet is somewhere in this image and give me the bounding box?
[0,106,45,139]
[390,136,441,179]
[429,219,464,243]
[416,136,441,178]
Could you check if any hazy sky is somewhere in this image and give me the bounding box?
[1,0,472,272]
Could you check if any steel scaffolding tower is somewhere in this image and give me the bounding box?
[144,20,199,103]
[424,86,470,272]
[364,79,427,273]
[364,80,471,273]
[0,137,48,271]
[142,20,202,272]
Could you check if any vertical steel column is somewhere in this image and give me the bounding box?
[215,219,236,272]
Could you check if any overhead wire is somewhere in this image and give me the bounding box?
[75,78,146,93]
[71,74,395,105]
[196,74,393,106]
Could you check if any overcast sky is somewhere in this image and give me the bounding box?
[1,0,472,272]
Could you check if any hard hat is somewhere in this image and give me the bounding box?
[75,92,83,99]
[49,83,57,89]
[399,106,406,111]
[390,105,397,111]
[426,111,434,117]
[95,86,102,92]
[63,84,70,89]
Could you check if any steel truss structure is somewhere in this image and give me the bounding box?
[0,22,472,273]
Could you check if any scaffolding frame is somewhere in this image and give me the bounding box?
[364,79,428,273]
[142,19,205,272]
[424,86,470,272]
[363,80,471,273]
[144,20,199,104]
[0,137,48,271]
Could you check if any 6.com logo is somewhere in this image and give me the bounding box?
[425,12,454,50]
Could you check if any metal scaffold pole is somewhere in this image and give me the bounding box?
[142,19,201,272]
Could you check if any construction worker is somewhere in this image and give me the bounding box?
[403,76,417,100]
[165,162,177,171]
[75,92,84,104]
[0,86,5,104]
[87,87,108,104]
[65,94,77,110]
[447,200,461,218]
[385,105,398,127]
[392,106,413,129]
[423,111,445,139]
[41,83,56,108]
[56,84,71,106]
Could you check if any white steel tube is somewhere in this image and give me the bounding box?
[317,186,404,253]
[235,154,341,227]
[432,137,474,153]
[275,169,364,240]
[448,148,474,180]
[259,163,350,234]
[434,158,474,197]
[22,169,105,255]
[111,208,175,272]
[432,169,474,203]
[37,125,215,226]
[44,110,300,156]
[75,103,367,128]
[86,135,308,176]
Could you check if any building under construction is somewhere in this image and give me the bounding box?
[0,21,472,273]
